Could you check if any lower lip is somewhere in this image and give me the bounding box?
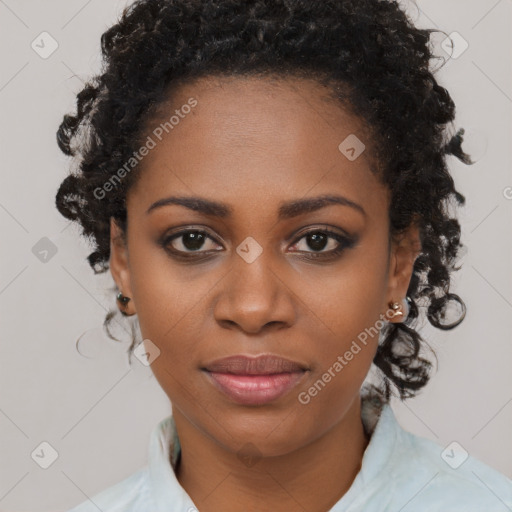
[204,371,306,405]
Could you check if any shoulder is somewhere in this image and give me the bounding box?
[388,426,512,511]
[66,466,154,512]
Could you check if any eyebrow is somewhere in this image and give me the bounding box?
[146,193,366,219]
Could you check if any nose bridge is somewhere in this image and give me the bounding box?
[213,237,296,332]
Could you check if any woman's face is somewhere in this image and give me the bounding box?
[110,75,419,456]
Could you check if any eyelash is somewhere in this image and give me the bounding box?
[159,226,356,262]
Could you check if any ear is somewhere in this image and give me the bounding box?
[109,217,136,315]
[385,220,422,321]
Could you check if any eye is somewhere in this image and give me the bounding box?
[161,229,223,257]
[159,225,357,262]
[289,227,356,260]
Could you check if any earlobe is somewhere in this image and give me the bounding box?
[385,222,422,321]
[109,217,136,315]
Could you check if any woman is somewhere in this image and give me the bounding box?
[56,0,512,510]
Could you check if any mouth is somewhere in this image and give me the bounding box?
[201,354,309,406]
[203,371,308,406]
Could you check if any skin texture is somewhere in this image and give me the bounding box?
[109,75,421,512]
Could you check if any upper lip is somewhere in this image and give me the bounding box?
[203,354,307,375]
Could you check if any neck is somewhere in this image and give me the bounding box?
[173,397,370,512]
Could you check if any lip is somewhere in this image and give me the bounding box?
[204,354,307,374]
[202,354,308,406]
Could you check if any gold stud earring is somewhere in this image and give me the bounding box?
[387,297,412,320]
[387,300,404,318]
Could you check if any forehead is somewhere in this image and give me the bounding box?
[146,74,369,159]
[128,75,387,220]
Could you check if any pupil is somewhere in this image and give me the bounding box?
[308,233,327,251]
[183,232,205,251]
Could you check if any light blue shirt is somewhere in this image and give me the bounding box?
[68,396,512,511]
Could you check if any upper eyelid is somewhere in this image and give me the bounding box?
[291,224,352,240]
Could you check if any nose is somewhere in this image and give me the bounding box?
[212,249,297,335]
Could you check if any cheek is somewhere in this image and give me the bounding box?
[298,242,389,342]
[127,258,235,407]
[126,229,209,337]
[297,241,389,389]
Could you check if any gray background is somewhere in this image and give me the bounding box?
[0,0,511,510]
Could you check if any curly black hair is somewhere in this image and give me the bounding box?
[55,0,473,401]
